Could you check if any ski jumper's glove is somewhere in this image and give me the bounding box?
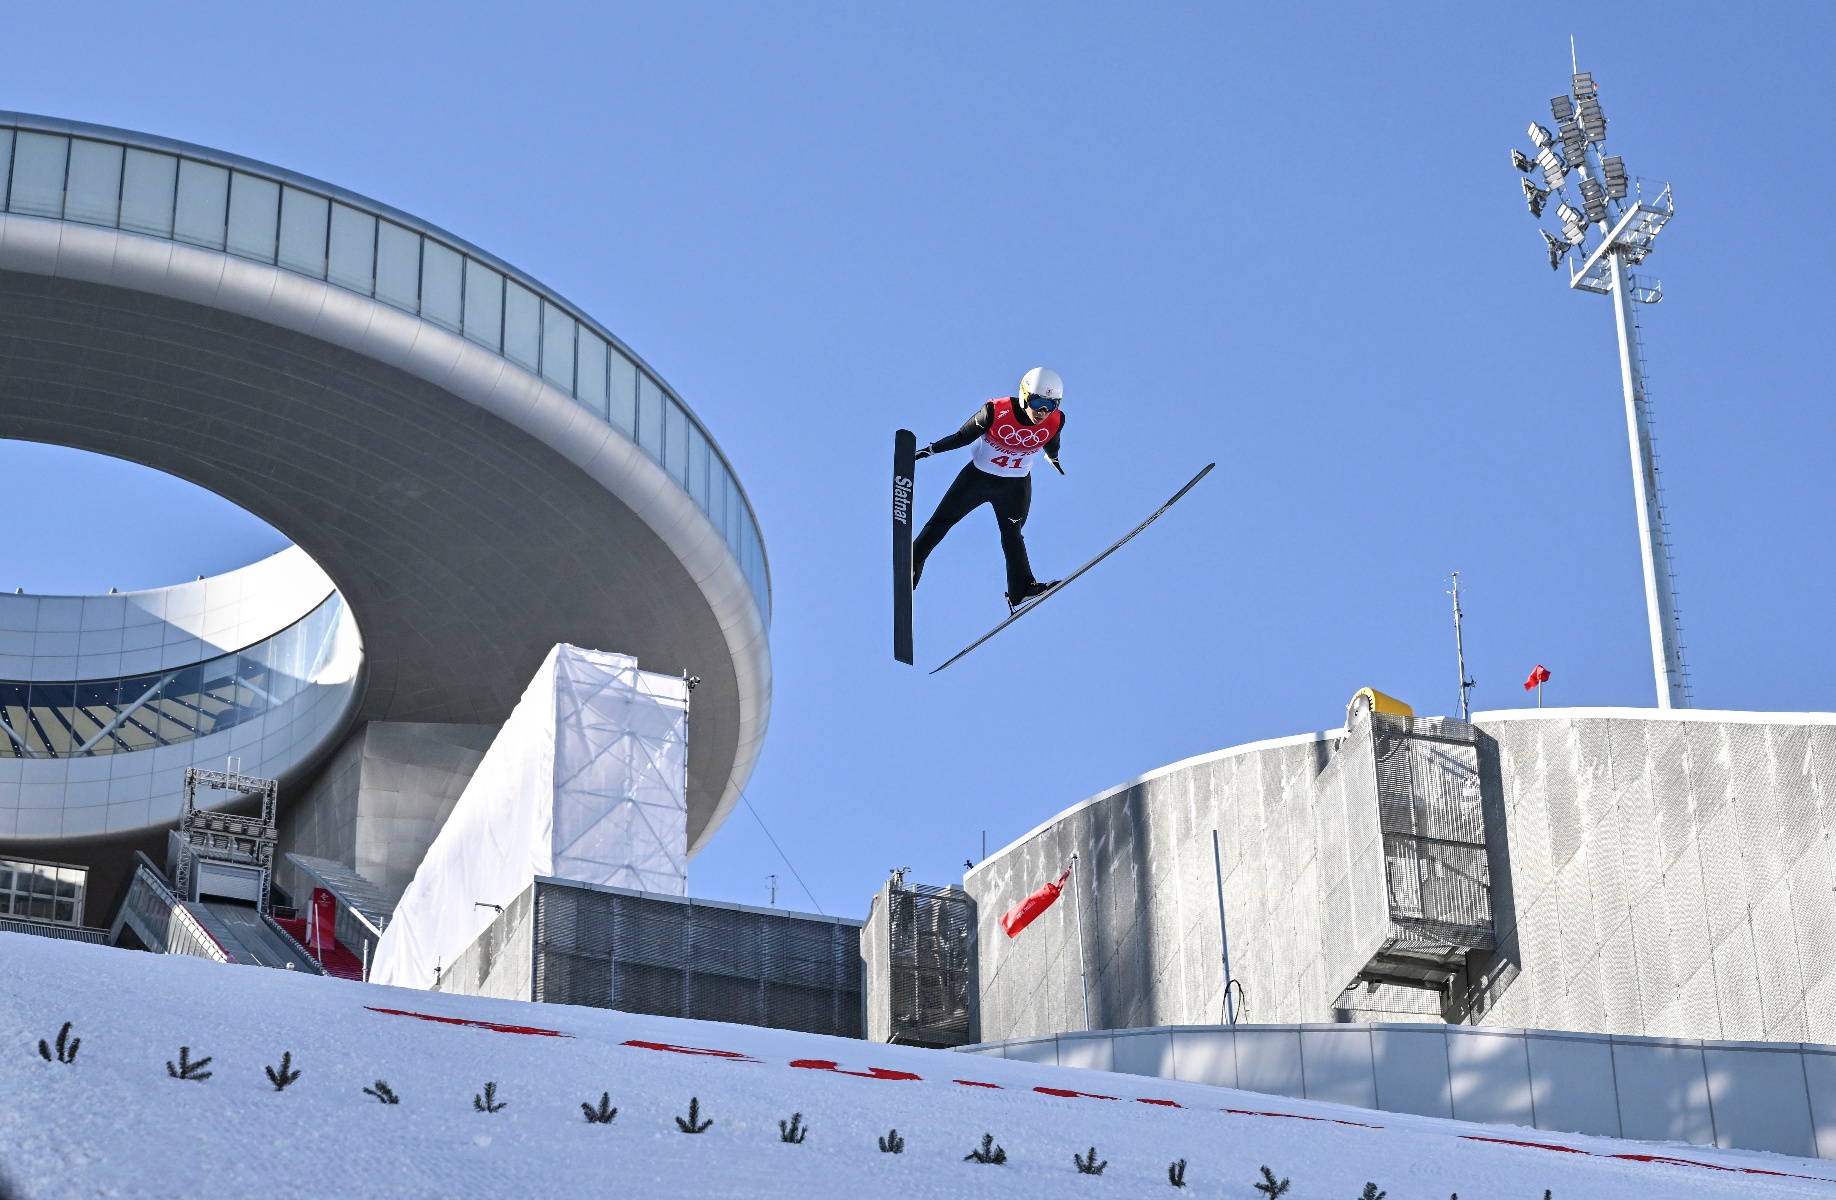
[914,444,935,460]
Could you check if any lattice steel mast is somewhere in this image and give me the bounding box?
[1514,65,1689,708]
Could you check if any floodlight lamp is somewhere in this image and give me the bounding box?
[1577,96,1607,142]
[1579,179,1608,223]
[1541,228,1568,269]
[1513,149,1534,173]
[1558,201,1585,227]
[1522,177,1549,217]
[1562,219,1587,246]
[1572,71,1596,99]
[1536,148,1567,189]
[1559,121,1587,161]
[1601,155,1629,199]
[1550,95,1575,122]
[1528,122,1554,149]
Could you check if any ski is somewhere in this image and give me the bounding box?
[930,462,1215,674]
[893,429,917,664]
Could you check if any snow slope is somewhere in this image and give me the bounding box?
[2,933,1833,1199]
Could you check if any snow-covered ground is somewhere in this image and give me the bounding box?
[3,934,1833,1199]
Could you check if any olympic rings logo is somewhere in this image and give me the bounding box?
[996,424,1053,449]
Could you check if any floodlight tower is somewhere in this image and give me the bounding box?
[1514,67,1689,708]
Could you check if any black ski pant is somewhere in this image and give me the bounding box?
[912,463,1037,596]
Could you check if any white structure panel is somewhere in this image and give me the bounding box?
[372,644,688,989]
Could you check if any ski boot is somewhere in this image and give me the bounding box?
[1005,579,1060,613]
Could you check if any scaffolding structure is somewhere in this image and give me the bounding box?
[1318,708,1494,1008]
[171,763,278,911]
[863,874,976,1047]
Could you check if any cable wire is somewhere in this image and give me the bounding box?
[742,792,825,915]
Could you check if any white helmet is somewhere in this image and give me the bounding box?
[1019,367,1063,412]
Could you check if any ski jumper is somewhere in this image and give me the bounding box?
[912,398,1065,596]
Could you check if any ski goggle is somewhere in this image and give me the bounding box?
[1023,393,1060,414]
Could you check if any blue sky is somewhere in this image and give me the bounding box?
[4,4,1833,914]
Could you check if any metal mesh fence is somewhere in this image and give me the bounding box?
[1370,713,1492,937]
[531,880,863,1038]
[883,883,974,1047]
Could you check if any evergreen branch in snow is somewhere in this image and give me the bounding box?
[37,1022,79,1064]
[363,1080,400,1105]
[1073,1146,1107,1175]
[581,1092,617,1124]
[675,1097,712,1133]
[166,1046,212,1081]
[964,1133,1006,1164]
[1168,1158,1188,1188]
[778,1112,807,1144]
[1254,1166,1291,1198]
[264,1051,300,1091]
[473,1081,506,1113]
[1357,1185,1386,1200]
[877,1129,905,1154]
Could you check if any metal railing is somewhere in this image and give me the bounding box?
[0,113,769,622]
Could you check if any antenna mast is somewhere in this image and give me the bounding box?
[1450,572,1476,721]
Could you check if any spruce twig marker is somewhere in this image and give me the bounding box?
[264,1051,301,1091]
[38,1022,79,1065]
[778,1112,808,1144]
[878,1128,905,1154]
[675,1096,713,1133]
[166,1046,212,1081]
[581,1092,618,1124]
[1357,1186,1386,1200]
[964,1133,1006,1164]
[363,1080,400,1104]
[1254,1166,1291,1198]
[473,1081,506,1113]
[1074,1146,1108,1175]
[1168,1159,1188,1188]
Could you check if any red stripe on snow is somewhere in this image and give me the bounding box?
[622,1040,761,1062]
[1460,1136,1833,1182]
[1225,1107,1382,1129]
[364,1006,571,1037]
[954,1079,1003,1088]
[1035,1087,1117,1100]
[789,1058,922,1081]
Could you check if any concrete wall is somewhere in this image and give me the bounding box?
[965,709,1836,1047]
[278,720,496,905]
[964,1022,1836,1160]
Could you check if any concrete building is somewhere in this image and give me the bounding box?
[966,707,1836,1046]
[0,112,769,928]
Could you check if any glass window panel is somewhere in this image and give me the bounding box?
[503,280,541,371]
[226,173,280,262]
[120,149,177,237]
[541,301,575,392]
[173,160,229,249]
[637,373,666,461]
[608,351,637,436]
[8,132,69,218]
[665,398,690,485]
[705,462,727,554]
[576,332,609,419]
[462,259,502,351]
[277,187,329,277]
[420,240,462,331]
[0,130,11,210]
[687,423,711,511]
[63,140,122,227]
[327,203,375,294]
[374,222,421,312]
[725,468,744,557]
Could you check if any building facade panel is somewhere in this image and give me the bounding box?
[967,709,1836,1048]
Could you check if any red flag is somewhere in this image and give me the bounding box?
[1001,865,1074,938]
[1524,664,1551,691]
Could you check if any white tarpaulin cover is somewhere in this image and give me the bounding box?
[371,643,688,988]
